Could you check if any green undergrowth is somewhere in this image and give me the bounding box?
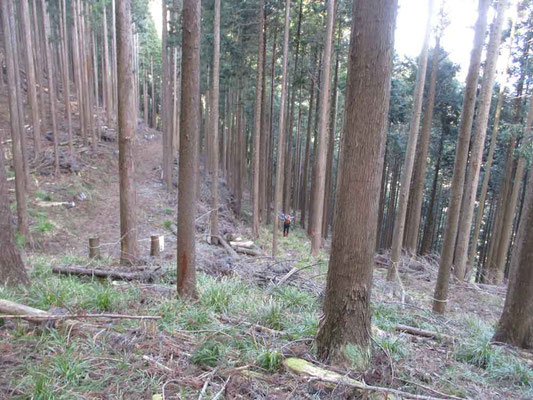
[1,254,532,398]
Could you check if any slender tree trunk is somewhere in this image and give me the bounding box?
[0,144,29,286]
[59,0,73,153]
[116,0,139,265]
[31,0,46,135]
[150,57,156,128]
[282,0,303,214]
[41,0,59,175]
[468,84,506,273]
[387,0,434,280]
[404,38,440,252]
[11,1,29,187]
[384,156,401,249]
[252,0,265,238]
[433,0,489,313]
[103,5,114,126]
[420,122,445,255]
[259,23,268,223]
[112,0,118,116]
[322,30,341,240]
[161,3,173,189]
[492,97,533,284]
[272,0,291,257]
[177,0,200,299]
[210,0,221,243]
[1,0,28,238]
[71,0,86,143]
[20,0,41,158]
[453,0,508,280]
[266,28,277,225]
[300,53,316,229]
[316,0,397,362]
[493,158,533,349]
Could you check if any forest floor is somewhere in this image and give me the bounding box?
[1,113,533,399]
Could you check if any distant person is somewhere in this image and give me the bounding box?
[279,213,294,237]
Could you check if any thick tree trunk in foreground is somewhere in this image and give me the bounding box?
[493,158,533,349]
[252,0,265,238]
[453,0,507,280]
[2,0,28,238]
[116,0,139,265]
[404,37,440,253]
[210,0,221,242]
[316,0,397,362]
[310,0,336,256]
[433,0,489,313]
[387,0,434,281]
[177,0,200,298]
[0,147,29,287]
[272,0,291,257]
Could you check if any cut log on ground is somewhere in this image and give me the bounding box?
[229,240,254,248]
[284,357,456,400]
[233,246,264,257]
[52,265,162,282]
[212,236,238,259]
[0,299,49,323]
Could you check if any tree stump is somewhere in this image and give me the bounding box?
[89,237,101,259]
[150,235,160,257]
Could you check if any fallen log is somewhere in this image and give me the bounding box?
[52,265,162,282]
[233,246,264,257]
[212,236,238,259]
[284,357,454,400]
[0,299,49,323]
[229,240,254,248]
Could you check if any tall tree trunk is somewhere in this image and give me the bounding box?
[1,0,28,237]
[468,83,506,274]
[252,0,265,238]
[11,0,29,187]
[493,157,533,349]
[322,28,341,240]
[420,121,445,255]
[116,0,139,265]
[316,0,397,362]
[177,0,200,299]
[433,0,489,313]
[103,4,114,126]
[266,28,277,225]
[210,0,221,242]
[310,0,336,256]
[384,156,401,249]
[71,0,86,143]
[387,0,434,281]
[282,0,303,214]
[40,0,60,175]
[492,96,533,284]
[161,2,172,189]
[150,57,156,128]
[59,0,73,153]
[300,52,316,229]
[272,0,291,257]
[31,0,46,136]
[259,23,268,223]
[0,144,29,286]
[20,0,41,158]
[404,38,440,252]
[453,0,508,280]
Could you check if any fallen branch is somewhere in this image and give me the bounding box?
[394,324,453,341]
[284,357,456,400]
[0,313,161,321]
[0,299,49,323]
[52,265,162,282]
[35,200,75,208]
